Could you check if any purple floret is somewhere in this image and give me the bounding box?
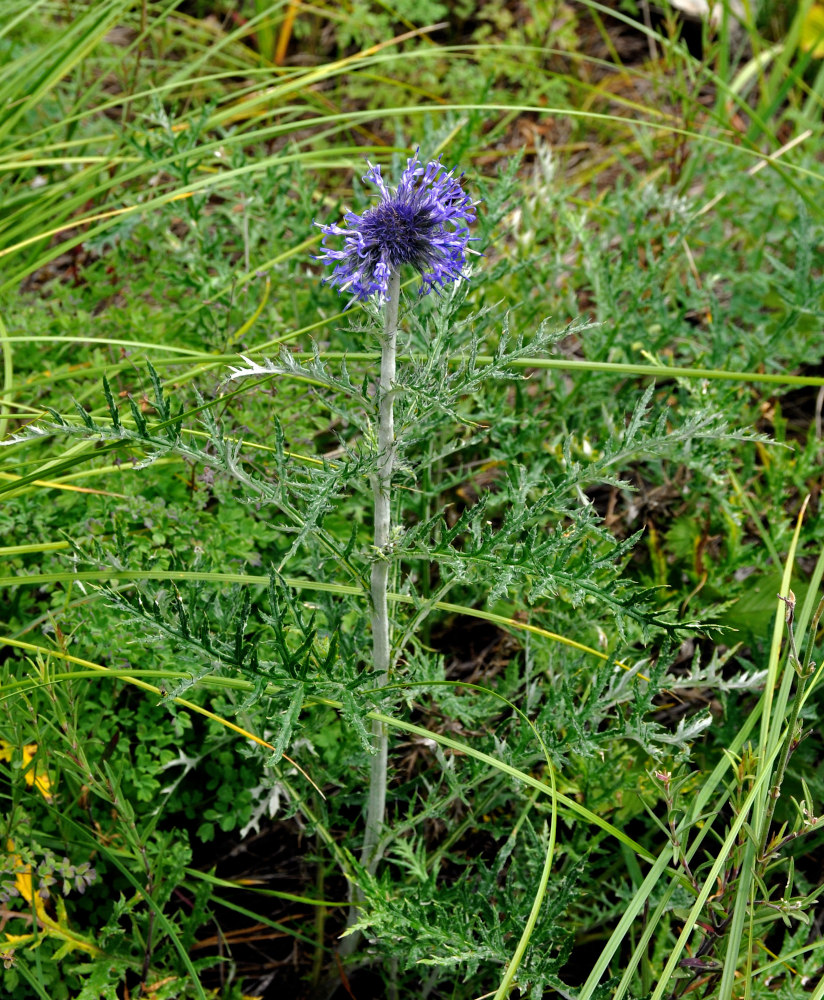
[315,152,478,303]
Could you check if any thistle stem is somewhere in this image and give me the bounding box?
[339,271,400,960]
[361,269,400,873]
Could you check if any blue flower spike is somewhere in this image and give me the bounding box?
[315,151,479,304]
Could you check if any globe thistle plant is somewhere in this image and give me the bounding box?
[316,153,476,953]
[315,152,478,303]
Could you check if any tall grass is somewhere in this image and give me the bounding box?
[1,2,823,998]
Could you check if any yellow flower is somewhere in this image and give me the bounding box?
[801,4,824,58]
[0,740,53,800]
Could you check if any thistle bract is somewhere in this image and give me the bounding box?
[315,153,477,303]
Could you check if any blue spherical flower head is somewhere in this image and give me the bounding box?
[315,153,478,303]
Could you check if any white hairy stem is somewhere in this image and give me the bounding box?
[339,270,400,959]
[361,268,399,872]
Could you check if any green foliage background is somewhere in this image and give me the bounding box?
[1,1,824,998]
